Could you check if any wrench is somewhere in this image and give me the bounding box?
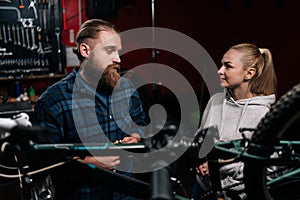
[36,26,44,54]
[38,2,43,28]
[30,27,38,50]
[1,25,7,43]
[16,24,21,45]
[12,25,17,45]
[21,26,26,48]
[26,27,31,49]
[55,27,62,72]
[7,24,12,42]
[43,1,47,31]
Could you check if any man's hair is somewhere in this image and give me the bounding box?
[73,19,118,62]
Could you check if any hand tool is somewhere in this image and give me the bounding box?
[20,26,26,48]
[55,27,62,72]
[16,24,21,45]
[12,24,17,45]
[1,25,7,43]
[28,0,38,19]
[30,27,37,50]
[7,24,12,42]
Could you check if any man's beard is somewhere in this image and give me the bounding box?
[97,63,121,93]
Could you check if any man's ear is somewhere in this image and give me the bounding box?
[79,43,90,58]
[244,67,256,81]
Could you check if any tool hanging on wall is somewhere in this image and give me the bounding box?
[55,27,62,72]
[36,26,44,55]
[0,0,64,77]
[16,24,21,45]
[2,24,7,43]
[0,24,2,41]
[20,25,26,48]
[27,0,38,19]
[18,0,25,9]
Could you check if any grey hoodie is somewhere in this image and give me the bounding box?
[200,90,275,140]
[199,90,275,193]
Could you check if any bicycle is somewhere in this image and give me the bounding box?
[0,113,150,200]
[0,110,189,200]
[195,82,300,199]
[2,82,299,200]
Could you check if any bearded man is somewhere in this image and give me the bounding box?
[34,19,146,200]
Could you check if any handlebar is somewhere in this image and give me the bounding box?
[0,113,32,132]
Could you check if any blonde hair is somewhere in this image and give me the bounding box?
[230,43,277,96]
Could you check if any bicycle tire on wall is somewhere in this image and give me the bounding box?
[244,82,300,200]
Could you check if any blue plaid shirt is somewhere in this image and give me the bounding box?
[34,68,146,144]
[33,68,146,200]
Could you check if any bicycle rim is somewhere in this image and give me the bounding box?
[244,83,300,200]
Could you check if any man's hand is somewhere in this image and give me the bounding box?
[77,156,120,170]
[199,161,209,176]
[121,136,139,144]
[115,133,141,144]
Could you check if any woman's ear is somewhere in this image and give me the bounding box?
[79,43,90,58]
[244,67,256,81]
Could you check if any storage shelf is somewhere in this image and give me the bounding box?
[0,74,65,81]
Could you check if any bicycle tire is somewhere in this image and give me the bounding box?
[244,82,300,200]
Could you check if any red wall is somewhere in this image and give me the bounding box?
[62,0,300,98]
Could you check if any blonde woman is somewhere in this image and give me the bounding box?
[192,43,277,199]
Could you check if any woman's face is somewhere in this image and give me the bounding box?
[218,49,248,89]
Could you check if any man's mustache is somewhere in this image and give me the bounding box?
[106,63,121,74]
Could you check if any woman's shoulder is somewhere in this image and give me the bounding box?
[248,94,276,107]
[209,92,226,102]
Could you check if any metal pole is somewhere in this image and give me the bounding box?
[151,0,156,63]
[78,0,82,27]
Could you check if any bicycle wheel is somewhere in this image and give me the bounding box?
[244,82,300,200]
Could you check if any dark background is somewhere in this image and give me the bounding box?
[0,0,298,198]
[59,0,300,196]
[63,0,300,99]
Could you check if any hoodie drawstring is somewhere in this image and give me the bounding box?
[219,96,250,140]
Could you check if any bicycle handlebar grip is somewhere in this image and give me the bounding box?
[9,126,47,143]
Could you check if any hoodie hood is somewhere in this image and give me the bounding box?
[200,90,275,140]
[225,89,275,108]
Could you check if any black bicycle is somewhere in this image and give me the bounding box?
[1,83,299,200]
[198,82,300,199]
[0,113,188,200]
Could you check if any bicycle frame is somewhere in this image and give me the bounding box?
[206,139,300,199]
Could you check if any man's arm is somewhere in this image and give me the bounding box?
[126,88,146,143]
[33,98,64,143]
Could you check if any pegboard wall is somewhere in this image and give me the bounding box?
[0,0,63,78]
